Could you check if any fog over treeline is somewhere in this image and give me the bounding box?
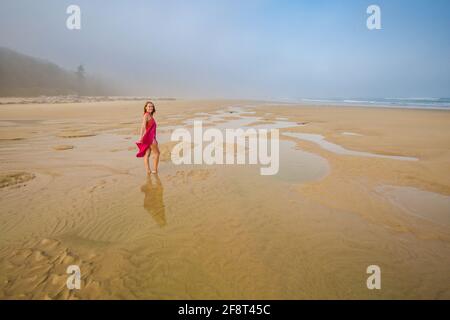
[0,47,118,97]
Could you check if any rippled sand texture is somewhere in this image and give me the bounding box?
[0,99,449,299]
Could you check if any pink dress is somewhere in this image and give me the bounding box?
[136,113,157,158]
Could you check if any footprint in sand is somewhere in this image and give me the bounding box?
[57,131,96,138]
[0,172,35,189]
[0,137,25,141]
[1,238,91,299]
[53,145,74,151]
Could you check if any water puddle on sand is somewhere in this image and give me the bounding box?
[342,132,362,136]
[375,185,450,226]
[275,139,329,183]
[160,106,329,183]
[283,132,418,161]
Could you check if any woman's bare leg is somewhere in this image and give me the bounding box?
[151,142,160,173]
[144,148,151,174]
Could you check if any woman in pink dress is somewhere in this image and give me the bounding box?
[136,101,160,174]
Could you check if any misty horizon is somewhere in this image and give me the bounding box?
[1,0,449,100]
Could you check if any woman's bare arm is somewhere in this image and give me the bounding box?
[140,114,148,139]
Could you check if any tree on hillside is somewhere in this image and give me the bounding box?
[75,64,85,95]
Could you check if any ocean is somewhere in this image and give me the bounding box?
[295,98,450,110]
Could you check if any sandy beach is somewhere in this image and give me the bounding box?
[0,99,449,299]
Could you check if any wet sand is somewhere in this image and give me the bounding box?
[0,99,449,299]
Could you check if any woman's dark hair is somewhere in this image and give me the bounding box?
[144,101,156,115]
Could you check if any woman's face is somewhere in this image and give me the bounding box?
[146,104,154,113]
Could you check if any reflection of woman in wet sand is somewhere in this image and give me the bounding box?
[136,101,160,175]
[140,174,166,227]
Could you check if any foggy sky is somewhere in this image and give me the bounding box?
[1,0,449,99]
